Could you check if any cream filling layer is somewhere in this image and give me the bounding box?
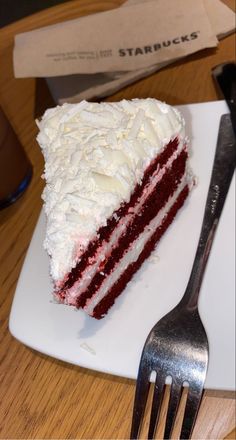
[84,175,189,316]
[62,141,186,305]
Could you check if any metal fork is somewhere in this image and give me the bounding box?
[130,114,235,440]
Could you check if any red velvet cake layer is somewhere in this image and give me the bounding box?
[92,185,189,319]
[76,148,187,310]
[58,137,180,294]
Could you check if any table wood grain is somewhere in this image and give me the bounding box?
[0,1,235,438]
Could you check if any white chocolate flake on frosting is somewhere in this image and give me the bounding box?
[36,98,185,283]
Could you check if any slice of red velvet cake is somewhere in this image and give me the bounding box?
[37,98,193,319]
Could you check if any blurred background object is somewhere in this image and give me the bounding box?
[0,105,32,209]
[0,0,71,27]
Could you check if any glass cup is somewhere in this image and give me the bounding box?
[0,106,33,210]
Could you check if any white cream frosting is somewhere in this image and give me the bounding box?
[36,98,185,283]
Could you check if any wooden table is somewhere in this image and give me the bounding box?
[0,1,235,438]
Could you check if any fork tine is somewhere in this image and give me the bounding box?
[180,385,204,439]
[130,362,151,439]
[163,380,182,439]
[147,373,165,439]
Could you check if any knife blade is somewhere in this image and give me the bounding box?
[212,62,236,138]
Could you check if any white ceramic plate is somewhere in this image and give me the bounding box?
[9,101,235,391]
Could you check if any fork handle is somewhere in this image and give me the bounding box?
[181,114,235,310]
